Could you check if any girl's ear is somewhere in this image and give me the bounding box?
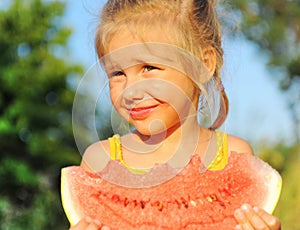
[202,46,217,76]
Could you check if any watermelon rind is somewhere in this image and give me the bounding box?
[61,167,84,226]
[250,157,282,214]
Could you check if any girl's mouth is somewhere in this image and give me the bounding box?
[129,105,159,120]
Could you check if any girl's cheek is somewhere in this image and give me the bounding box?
[110,85,123,102]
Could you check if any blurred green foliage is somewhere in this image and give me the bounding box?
[227,0,300,139]
[0,0,82,229]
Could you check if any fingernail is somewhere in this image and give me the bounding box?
[101,227,111,230]
[85,216,92,223]
[241,204,250,211]
[94,219,101,226]
[253,206,260,213]
[234,209,245,220]
[235,225,242,230]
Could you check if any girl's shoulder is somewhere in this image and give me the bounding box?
[200,127,253,156]
[84,139,110,155]
[226,133,254,155]
[80,139,110,172]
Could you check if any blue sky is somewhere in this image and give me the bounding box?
[62,0,294,146]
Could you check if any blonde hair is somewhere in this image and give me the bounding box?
[95,0,228,129]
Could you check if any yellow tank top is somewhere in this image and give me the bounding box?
[108,130,228,174]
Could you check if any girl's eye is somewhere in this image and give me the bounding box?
[110,71,125,78]
[144,65,158,72]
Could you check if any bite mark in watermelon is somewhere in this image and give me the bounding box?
[61,152,281,229]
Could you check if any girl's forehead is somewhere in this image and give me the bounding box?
[103,43,177,71]
[97,14,186,58]
[106,28,173,53]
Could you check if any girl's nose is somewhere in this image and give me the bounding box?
[122,81,145,103]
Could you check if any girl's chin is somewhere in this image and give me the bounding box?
[134,128,167,138]
[133,119,167,136]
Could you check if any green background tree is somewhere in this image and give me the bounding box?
[0,0,81,229]
[227,0,300,140]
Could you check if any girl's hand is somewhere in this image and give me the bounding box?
[234,204,281,230]
[69,217,110,230]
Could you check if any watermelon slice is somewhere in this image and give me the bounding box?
[61,152,281,229]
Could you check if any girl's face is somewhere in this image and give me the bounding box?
[103,30,200,136]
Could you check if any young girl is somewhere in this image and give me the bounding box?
[71,0,281,229]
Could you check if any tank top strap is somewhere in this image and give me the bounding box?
[206,130,229,171]
[108,134,149,174]
[108,134,121,161]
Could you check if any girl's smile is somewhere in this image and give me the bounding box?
[129,104,159,120]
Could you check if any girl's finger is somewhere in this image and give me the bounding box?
[241,204,270,230]
[253,207,281,230]
[85,223,100,230]
[234,208,255,230]
[101,227,111,230]
[70,217,101,230]
[70,217,90,229]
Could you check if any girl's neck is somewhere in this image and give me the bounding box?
[121,115,209,168]
[134,113,199,144]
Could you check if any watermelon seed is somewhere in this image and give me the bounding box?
[132,200,138,207]
[206,194,218,203]
[174,199,181,208]
[111,194,120,202]
[140,201,146,209]
[157,204,163,211]
[124,197,129,207]
[181,197,189,208]
[190,200,197,207]
[198,199,204,205]
[218,200,225,207]
[153,201,163,211]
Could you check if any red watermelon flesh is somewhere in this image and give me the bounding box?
[61,152,281,229]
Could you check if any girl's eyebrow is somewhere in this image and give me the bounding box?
[103,61,122,73]
[101,43,212,84]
